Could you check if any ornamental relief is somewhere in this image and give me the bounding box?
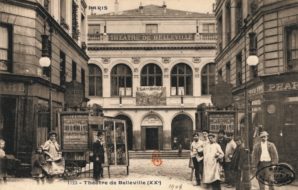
[102,57,110,64]
[132,57,141,64]
[162,57,171,64]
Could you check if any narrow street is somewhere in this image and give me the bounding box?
[1,159,297,190]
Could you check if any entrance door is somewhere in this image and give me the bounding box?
[146,128,159,150]
[0,98,16,154]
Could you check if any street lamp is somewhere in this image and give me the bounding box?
[242,30,259,190]
[39,23,53,132]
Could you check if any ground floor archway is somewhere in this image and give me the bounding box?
[171,114,193,150]
[115,114,133,150]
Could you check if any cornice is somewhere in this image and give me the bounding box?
[0,72,65,92]
[88,45,216,51]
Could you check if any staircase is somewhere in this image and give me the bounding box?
[128,150,190,159]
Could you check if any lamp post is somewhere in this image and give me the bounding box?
[39,23,53,132]
[242,28,259,189]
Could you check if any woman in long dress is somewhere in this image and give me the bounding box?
[203,133,224,190]
[42,131,64,176]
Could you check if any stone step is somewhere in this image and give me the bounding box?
[128,150,190,159]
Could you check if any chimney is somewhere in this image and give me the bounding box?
[139,2,144,14]
[114,0,119,14]
[162,1,167,13]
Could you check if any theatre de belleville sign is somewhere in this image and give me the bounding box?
[109,33,195,41]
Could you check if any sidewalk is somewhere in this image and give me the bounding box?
[1,159,297,190]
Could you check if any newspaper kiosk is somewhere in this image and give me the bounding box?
[89,116,129,176]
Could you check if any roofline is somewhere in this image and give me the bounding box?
[88,15,215,20]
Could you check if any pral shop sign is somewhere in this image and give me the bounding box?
[61,113,89,150]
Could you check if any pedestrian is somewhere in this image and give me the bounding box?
[42,131,64,177]
[178,143,183,157]
[0,139,5,158]
[0,139,7,183]
[31,146,46,184]
[190,134,204,186]
[203,133,224,190]
[217,129,228,158]
[202,129,210,147]
[230,136,247,190]
[224,133,237,187]
[252,131,278,190]
[93,131,105,181]
[172,137,178,150]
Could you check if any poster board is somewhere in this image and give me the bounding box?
[60,112,89,151]
[103,118,128,166]
[88,116,129,168]
[207,111,236,134]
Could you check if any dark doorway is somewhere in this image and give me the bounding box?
[115,115,133,150]
[0,97,16,154]
[171,114,193,150]
[146,128,159,150]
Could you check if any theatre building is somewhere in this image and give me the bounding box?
[214,0,298,169]
[0,0,88,162]
[87,3,217,151]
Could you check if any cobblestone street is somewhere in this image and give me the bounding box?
[1,159,297,190]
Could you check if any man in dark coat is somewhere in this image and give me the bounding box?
[230,136,247,190]
[93,131,105,181]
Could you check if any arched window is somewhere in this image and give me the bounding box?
[201,63,215,95]
[171,63,193,95]
[111,64,132,96]
[88,64,102,96]
[141,64,162,86]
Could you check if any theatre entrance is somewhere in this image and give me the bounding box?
[141,114,163,150]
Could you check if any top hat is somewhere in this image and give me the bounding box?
[49,131,57,137]
[259,131,269,138]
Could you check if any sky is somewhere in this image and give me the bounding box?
[86,0,215,15]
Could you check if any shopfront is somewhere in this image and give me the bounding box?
[233,73,298,170]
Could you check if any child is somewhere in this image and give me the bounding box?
[31,146,46,184]
[0,139,6,183]
[0,139,5,158]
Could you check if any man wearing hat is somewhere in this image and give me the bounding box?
[92,131,105,181]
[190,133,204,186]
[230,136,247,190]
[252,131,278,190]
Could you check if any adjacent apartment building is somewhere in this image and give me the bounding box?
[0,0,89,162]
[214,0,298,169]
[87,3,217,151]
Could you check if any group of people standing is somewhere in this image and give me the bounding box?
[191,129,279,190]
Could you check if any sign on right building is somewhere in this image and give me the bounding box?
[214,0,298,170]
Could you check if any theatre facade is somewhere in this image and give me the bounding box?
[87,4,217,150]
